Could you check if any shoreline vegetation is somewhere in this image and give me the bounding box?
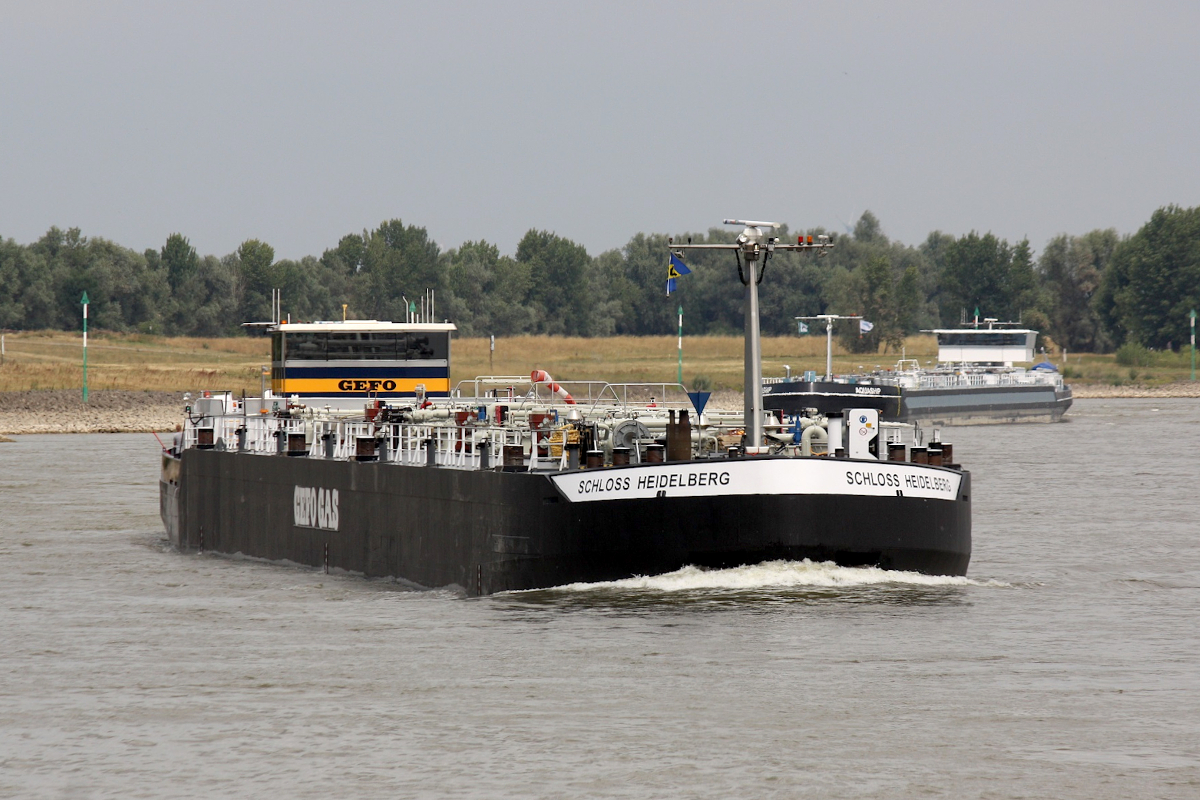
[0,331,1196,435]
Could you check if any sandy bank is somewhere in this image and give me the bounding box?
[1,383,1195,436]
[1069,382,1200,399]
[0,390,183,435]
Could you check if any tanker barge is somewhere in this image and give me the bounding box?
[765,318,1072,426]
[160,222,971,594]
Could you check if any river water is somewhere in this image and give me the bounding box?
[2,398,1198,799]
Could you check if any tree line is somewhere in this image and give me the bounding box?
[2,206,1198,353]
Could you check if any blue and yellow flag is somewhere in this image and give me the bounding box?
[666,252,691,296]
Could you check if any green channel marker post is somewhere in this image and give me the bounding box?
[1190,308,1196,381]
[677,304,683,385]
[81,291,89,402]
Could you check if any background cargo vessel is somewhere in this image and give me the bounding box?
[765,318,1073,426]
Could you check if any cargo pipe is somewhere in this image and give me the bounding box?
[801,424,828,457]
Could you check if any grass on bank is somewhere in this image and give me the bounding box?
[0,331,270,394]
[0,330,1194,394]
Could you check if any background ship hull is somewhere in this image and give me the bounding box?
[765,380,1072,425]
[161,449,971,595]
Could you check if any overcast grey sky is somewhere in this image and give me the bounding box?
[2,1,1197,260]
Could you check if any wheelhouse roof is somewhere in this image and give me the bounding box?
[922,328,1036,335]
[267,320,457,333]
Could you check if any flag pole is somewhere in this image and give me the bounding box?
[677,304,683,384]
[81,291,89,403]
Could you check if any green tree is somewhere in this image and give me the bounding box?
[21,227,78,329]
[938,232,1039,325]
[1008,238,1039,320]
[72,237,167,332]
[515,230,592,335]
[162,233,199,294]
[939,232,1011,324]
[236,239,278,323]
[173,255,239,336]
[347,220,443,322]
[835,256,920,354]
[598,233,677,336]
[0,238,30,328]
[1038,230,1118,351]
[852,210,886,245]
[918,231,956,327]
[1098,205,1200,349]
[442,240,504,336]
[488,254,539,334]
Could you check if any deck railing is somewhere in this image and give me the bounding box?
[185,413,540,470]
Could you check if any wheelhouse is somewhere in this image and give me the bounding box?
[270,321,456,399]
[927,328,1036,366]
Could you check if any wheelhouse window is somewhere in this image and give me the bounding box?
[403,333,447,360]
[937,332,1029,347]
[286,332,327,360]
[279,331,449,361]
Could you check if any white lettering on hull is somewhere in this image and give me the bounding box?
[293,486,339,530]
[550,459,961,504]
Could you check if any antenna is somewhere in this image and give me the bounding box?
[722,219,782,230]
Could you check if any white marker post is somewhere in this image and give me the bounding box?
[677,305,683,384]
[489,334,495,374]
[81,291,89,403]
[1190,308,1196,381]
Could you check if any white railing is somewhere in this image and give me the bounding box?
[909,370,1062,391]
[185,413,532,470]
[183,412,307,453]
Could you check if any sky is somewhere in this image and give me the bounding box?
[2,1,1198,261]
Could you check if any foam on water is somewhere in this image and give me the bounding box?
[548,559,1009,593]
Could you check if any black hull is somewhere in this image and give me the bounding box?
[765,380,1073,425]
[162,449,971,595]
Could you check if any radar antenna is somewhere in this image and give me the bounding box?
[669,221,833,452]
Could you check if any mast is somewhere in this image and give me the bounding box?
[796,314,862,381]
[672,221,832,451]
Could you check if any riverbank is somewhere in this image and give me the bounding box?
[0,391,181,435]
[1070,382,1200,398]
[1,385,1195,435]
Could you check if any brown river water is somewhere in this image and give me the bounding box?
[1,398,1198,798]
